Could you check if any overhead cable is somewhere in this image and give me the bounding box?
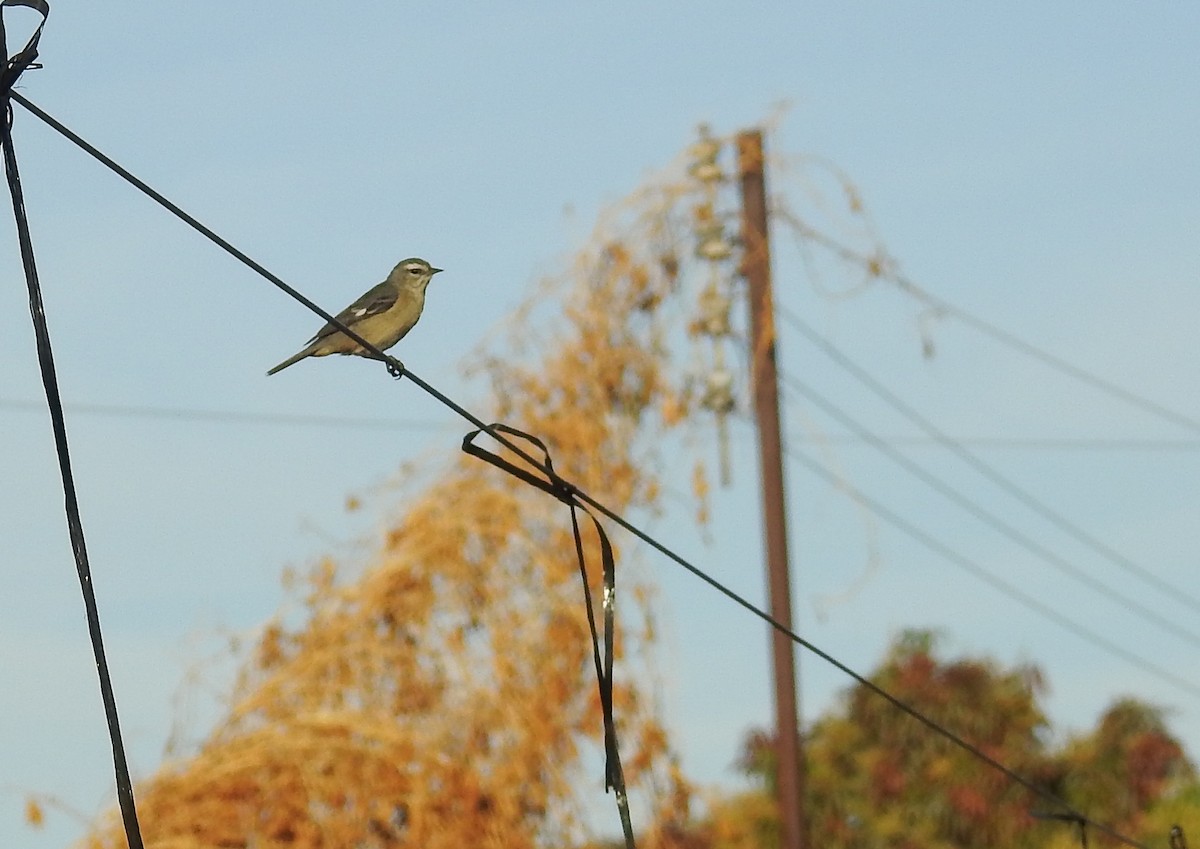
[783,216,1200,436]
[12,93,1152,849]
[779,306,1200,616]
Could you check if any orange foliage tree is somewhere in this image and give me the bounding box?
[73,149,722,849]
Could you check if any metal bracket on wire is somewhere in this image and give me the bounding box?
[1032,810,1089,849]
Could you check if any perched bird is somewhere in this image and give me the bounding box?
[267,257,442,375]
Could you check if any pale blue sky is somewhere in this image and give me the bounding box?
[2,3,1199,847]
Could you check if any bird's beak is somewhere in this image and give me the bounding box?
[431,267,444,275]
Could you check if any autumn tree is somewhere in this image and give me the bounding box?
[699,631,1195,849]
[1058,699,1193,840]
[68,144,727,849]
[803,631,1056,849]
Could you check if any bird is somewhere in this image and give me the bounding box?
[267,257,442,376]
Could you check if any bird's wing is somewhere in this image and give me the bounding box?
[307,280,399,343]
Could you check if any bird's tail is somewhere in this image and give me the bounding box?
[266,348,312,376]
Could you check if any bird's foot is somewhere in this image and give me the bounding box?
[386,357,406,379]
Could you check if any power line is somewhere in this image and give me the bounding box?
[780,372,1200,651]
[0,7,143,847]
[783,443,1200,704]
[0,397,445,430]
[781,215,1200,436]
[12,93,1151,849]
[778,307,1200,616]
[8,395,1200,451]
[790,434,1200,452]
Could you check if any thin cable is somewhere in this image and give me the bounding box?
[783,216,1200,435]
[13,94,1152,849]
[10,396,1200,449]
[922,289,1200,436]
[779,307,1200,615]
[779,372,1200,650]
[784,444,1200,703]
[792,435,1200,452]
[8,93,402,375]
[0,396,446,430]
[7,93,579,490]
[2,50,145,849]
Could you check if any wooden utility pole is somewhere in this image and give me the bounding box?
[737,129,805,849]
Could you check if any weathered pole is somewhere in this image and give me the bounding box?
[737,128,805,849]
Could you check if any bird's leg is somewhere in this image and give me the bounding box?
[355,349,404,377]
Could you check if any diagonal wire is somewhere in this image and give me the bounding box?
[11,92,1154,849]
[779,306,1200,615]
[781,215,1200,436]
[2,18,144,849]
[5,141,147,849]
[783,443,1200,703]
[778,371,1200,650]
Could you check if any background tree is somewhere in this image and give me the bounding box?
[1058,699,1193,841]
[698,631,1195,849]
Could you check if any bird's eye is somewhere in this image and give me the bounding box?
[409,267,421,274]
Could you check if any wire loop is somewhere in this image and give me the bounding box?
[0,0,46,100]
[463,422,635,848]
